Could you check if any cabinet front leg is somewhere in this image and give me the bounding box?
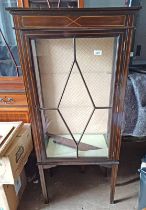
[110,164,118,204]
[38,165,49,203]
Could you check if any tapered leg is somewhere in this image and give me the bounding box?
[38,165,49,203]
[110,164,118,204]
[80,165,85,173]
[100,165,110,177]
[49,168,54,177]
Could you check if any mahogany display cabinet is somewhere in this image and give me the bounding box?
[8,6,140,204]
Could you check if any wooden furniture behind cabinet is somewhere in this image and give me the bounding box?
[0,1,29,123]
[0,77,29,122]
[8,6,140,204]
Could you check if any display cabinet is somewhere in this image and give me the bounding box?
[8,6,140,204]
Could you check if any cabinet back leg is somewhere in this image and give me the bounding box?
[110,165,118,204]
[38,165,49,203]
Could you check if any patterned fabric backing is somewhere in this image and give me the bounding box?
[33,37,115,145]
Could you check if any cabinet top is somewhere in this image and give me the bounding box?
[7,7,141,30]
[7,7,141,16]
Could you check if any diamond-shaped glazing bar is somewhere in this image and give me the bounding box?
[57,37,96,156]
[57,109,78,146]
[57,60,75,109]
[77,109,95,146]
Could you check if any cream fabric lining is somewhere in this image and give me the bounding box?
[36,37,114,108]
[34,37,115,156]
[43,109,109,136]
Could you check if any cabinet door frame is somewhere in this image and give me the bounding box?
[15,30,129,164]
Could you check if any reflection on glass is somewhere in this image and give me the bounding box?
[29,0,138,8]
[32,37,118,158]
[29,0,78,8]
[0,0,22,76]
[84,0,133,8]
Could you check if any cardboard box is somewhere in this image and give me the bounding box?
[0,124,33,184]
[0,122,23,157]
[0,169,26,210]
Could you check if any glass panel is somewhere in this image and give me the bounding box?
[29,0,78,8]
[0,0,22,76]
[34,38,74,108]
[29,0,140,8]
[76,38,115,107]
[59,64,93,142]
[78,109,110,158]
[43,110,77,158]
[32,36,118,158]
[83,0,139,7]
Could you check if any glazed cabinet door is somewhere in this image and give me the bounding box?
[31,35,119,159]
